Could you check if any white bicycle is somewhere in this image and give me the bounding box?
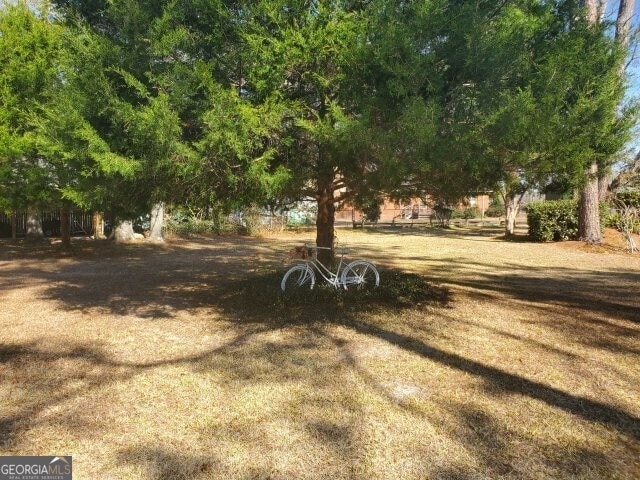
[281,245,380,291]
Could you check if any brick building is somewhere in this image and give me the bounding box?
[335,194,490,224]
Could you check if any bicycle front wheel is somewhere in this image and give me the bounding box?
[340,260,380,290]
[281,264,316,291]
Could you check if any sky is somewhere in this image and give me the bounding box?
[605,1,640,98]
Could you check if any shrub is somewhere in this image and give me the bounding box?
[605,211,640,233]
[450,208,464,219]
[166,217,215,237]
[616,190,640,208]
[450,207,478,219]
[239,206,264,236]
[605,194,640,234]
[462,207,480,219]
[362,199,382,223]
[451,208,464,219]
[432,204,453,226]
[601,203,618,229]
[484,204,505,217]
[527,200,579,241]
[166,208,242,237]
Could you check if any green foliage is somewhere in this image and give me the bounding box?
[602,211,636,232]
[485,204,506,217]
[525,198,612,241]
[353,195,382,223]
[432,204,454,227]
[0,3,156,217]
[235,0,388,210]
[527,200,579,241]
[166,208,244,237]
[381,0,636,212]
[2,0,636,244]
[616,191,640,208]
[0,3,65,211]
[239,206,264,236]
[462,208,480,220]
[603,192,640,233]
[601,202,618,229]
[166,216,215,238]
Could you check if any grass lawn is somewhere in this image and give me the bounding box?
[1,226,639,479]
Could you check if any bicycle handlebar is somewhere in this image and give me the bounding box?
[304,244,350,254]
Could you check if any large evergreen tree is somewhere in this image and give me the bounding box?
[234,1,393,261]
[0,3,64,237]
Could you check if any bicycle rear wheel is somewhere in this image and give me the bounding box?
[281,264,316,291]
[340,260,379,290]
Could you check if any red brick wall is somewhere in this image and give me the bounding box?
[336,198,430,223]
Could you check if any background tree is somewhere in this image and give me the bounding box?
[377,0,634,237]
[577,0,638,242]
[51,0,289,241]
[0,3,74,242]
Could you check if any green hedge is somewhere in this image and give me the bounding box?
[451,207,480,219]
[527,200,611,241]
[527,200,578,241]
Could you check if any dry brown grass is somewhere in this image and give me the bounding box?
[1,226,639,479]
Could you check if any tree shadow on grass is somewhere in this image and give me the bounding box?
[117,446,221,480]
[1,238,640,477]
[360,224,508,242]
[436,400,616,479]
[415,256,640,323]
[214,270,640,443]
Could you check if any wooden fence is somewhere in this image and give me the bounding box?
[0,210,94,238]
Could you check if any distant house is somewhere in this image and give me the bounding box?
[336,193,491,225]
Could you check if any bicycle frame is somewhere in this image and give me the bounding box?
[305,246,347,288]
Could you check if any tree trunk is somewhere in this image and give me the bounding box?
[583,0,599,24]
[579,0,635,237]
[113,219,135,242]
[578,161,602,243]
[148,202,165,242]
[615,0,635,48]
[505,198,520,236]
[10,211,17,240]
[579,0,636,235]
[603,0,636,197]
[598,174,610,201]
[316,174,335,265]
[577,0,602,243]
[92,211,105,239]
[597,0,607,22]
[60,208,71,248]
[25,208,44,240]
